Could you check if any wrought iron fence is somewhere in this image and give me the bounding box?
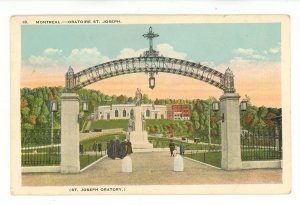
[241,126,282,161]
[21,129,61,166]
[79,142,107,169]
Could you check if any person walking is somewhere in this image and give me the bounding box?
[125,139,133,155]
[169,140,175,157]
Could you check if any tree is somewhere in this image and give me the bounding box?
[195,100,204,112]
[154,98,160,105]
[51,88,58,100]
[253,106,268,127]
[243,111,255,128]
[117,95,125,104]
[128,97,133,103]
[211,128,218,137]
[48,91,54,101]
[111,95,117,104]
[265,112,277,127]
[37,115,48,127]
[166,125,174,137]
[142,94,152,104]
[22,123,34,129]
[21,98,28,108]
[149,126,156,134]
[186,122,193,133]
[21,107,30,122]
[28,115,37,125]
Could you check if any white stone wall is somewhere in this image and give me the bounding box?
[242,160,281,169]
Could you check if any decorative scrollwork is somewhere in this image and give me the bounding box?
[64,56,230,92]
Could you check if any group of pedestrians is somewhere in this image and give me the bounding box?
[169,140,185,156]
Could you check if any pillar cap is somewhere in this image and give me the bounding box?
[61,93,80,101]
[219,93,240,101]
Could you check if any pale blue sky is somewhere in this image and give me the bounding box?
[21,23,281,65]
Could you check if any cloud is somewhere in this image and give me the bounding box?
[251,54,266,60]
[116,48,147,59]
[115,43,187,60]
[26,47,110,68]
[43,48,63,56]
[234,48,255,56]
[233,46,281,63]
[157,43,187,59]
[68,48,110,66]
[233,47,266,62]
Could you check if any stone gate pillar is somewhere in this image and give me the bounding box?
[220,93,242,170]
[61,93,80,173]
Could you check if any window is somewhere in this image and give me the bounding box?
[155,113,158,119]
[123,109,126,117]
[146,109,150,117]
[161,114,164,119]
[115,110,119,117]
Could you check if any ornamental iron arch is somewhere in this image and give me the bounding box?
[64,27,236,94]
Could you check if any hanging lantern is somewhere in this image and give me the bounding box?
[83,101,88,112]
[149,75,155,89]
[240,99,248,112]
[212,101,220,112]
[51,102,57,112]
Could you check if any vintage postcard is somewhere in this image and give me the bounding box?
[11,15,291,195]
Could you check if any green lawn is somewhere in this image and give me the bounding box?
[90,119,190,131]
[149,136,220,151]
[90,119,221,144]
[185,152,222,168]
[185,149,281,168]
[146,119,190,126]
[80,154,102,169]
[90,119,128,130]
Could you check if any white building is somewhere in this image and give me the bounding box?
[95,104,167,120]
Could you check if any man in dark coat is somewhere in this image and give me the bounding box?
[125,139,133,155]
[169,140,175,156]
[180,143,185,155]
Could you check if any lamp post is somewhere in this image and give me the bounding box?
[203,101,212,145]
[240,99,248,130]
[50,101,57,146]
[79,101,89,132]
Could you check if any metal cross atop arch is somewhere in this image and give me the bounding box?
[65,27,236,94]
[142,26,159,57]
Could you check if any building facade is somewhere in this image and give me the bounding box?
[166,104,190,120]
[95,104,167,120]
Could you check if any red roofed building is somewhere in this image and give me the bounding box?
[167,104,190,120]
